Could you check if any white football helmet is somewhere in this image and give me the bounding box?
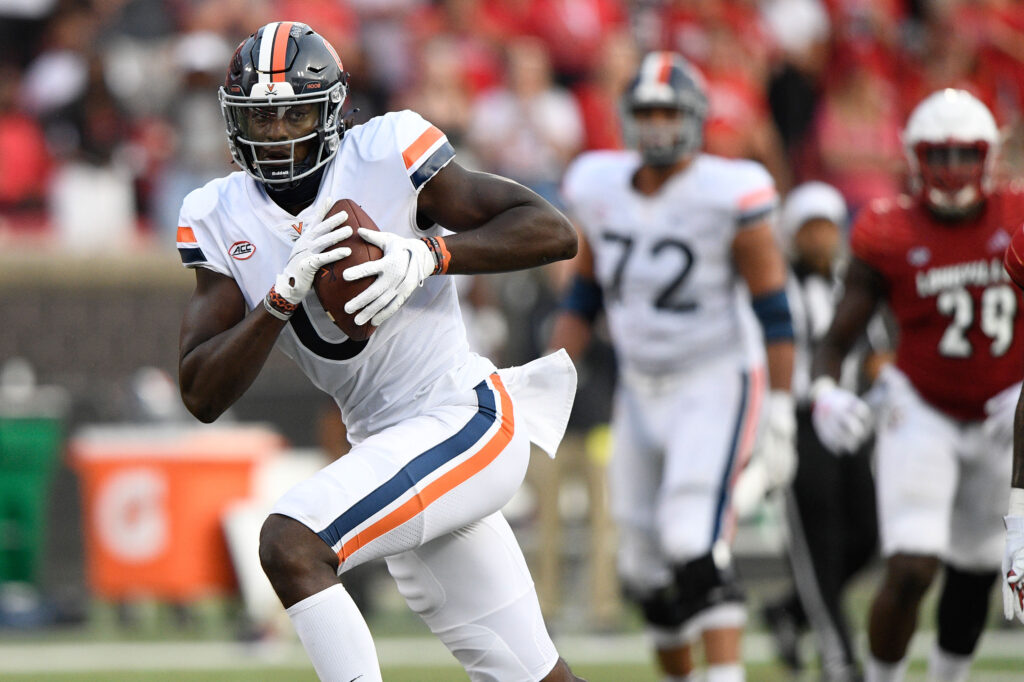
[903,89,999,219]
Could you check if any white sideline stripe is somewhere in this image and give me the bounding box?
[0,633,1021,673]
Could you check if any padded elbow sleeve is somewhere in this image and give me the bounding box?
[751,289,794,342]
[560,274,603,323]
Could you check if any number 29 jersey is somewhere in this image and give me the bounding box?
[851,188,1024,420]
[176,111,495,442]
[562,150,778,376]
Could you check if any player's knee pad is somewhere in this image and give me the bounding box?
[673,551,745,618]
[937,564,997,656]
[623,551,746,631]
[622,582,690,630]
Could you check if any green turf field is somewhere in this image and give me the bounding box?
[2,660,1024,682]
[1,561,1021,680]
[0,664,789,681]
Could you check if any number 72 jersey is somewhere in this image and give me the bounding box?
[852,189,1024,421]
[561,150,778,376]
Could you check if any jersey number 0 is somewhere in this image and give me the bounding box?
[290,304,369,360]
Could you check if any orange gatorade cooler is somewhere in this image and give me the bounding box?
[71,424,284,601]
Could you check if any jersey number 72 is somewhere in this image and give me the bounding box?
[600,231,698,312]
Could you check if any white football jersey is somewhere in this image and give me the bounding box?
[562,150,778,376]
[177,110,496,442]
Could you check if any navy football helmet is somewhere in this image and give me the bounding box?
[622,51,708,167]
[220,22,348,187]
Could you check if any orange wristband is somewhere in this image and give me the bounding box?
[264,285,298,320]
[421,235,451,275]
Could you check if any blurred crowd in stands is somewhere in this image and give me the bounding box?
[3,0,1024,250]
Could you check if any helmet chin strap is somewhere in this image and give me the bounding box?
[265,163,327,210]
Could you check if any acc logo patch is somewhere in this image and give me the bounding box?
[229,241,256,260]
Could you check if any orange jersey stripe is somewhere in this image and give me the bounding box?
[336,375,514,563]
[738,186,777,211]
[272,21,293,82]
[402,126,444,169]
[723,365,766,543]
[176,226,196,243]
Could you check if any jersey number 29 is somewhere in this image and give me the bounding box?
[937,284,1017,358]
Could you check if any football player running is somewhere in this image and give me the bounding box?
[549,51,797,682]
[175,22,584,682]
[1000,215,1024,626]
[811,88,1024,682]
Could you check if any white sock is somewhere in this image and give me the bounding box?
[286,583,382,682]
[927,645,973,682]
[866,654,909,682]
[705,663,744,681]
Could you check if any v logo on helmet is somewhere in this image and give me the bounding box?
[250,82,295,98]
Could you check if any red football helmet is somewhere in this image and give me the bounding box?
[903,89,999,219]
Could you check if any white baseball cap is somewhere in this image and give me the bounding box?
[778,181,848,248]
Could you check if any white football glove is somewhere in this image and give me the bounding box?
[1004,514,1024,624]
[343,229,435,326]
[274,201,353,305]
[984,381,1021,449]
[757,390,798,490]
[811,376,873,455]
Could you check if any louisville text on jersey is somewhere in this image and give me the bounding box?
[915,257,1011,297]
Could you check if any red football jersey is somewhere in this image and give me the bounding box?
[851,187,1024,420]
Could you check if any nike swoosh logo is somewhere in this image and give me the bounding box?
[349,676,364,681]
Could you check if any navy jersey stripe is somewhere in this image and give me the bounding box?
[316,380,496,547]
[712,370,750,542]
[738,205,775,226]
[409,141,455,190]
[178,247,207,265]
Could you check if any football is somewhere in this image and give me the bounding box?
[313,199,384,341]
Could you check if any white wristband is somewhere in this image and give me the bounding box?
[810,376,837,403]
[769,389,795,411]
[1010,488,1024,516]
